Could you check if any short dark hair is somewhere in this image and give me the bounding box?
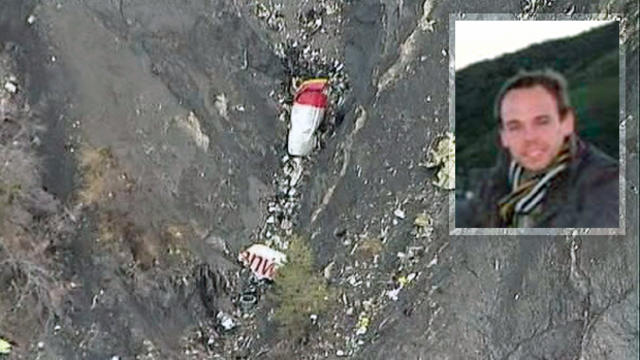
[495,69,572,127]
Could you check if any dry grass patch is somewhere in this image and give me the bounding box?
[96,211,164,270]
[356,235,384,260]
[0,214,68,354]
[161,223,197,260]
[77,145,117,205]
[127,226,161,270]
[0,181,21,229]
[97,210,128,243]
[163,223,195,246]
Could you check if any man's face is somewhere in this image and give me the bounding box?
[499,85,574,172]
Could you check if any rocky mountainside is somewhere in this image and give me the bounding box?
[1,0,638,359]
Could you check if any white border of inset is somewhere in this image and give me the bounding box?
[449,13,626,236]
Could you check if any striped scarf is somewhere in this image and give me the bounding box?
[498,141,572,225]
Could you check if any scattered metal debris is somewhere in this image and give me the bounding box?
[393,208,406,220]
[287,157,303,187]
[0,96,17,120]
[426,255,438,268]
[274,93,345,268]
[323,261,335,279]
[255,3,270,19]
[261,155,305,250]
[216,311,237,332]
[276,41,350,123]
[387,272,418,301]
[3,80,17,94]
[299,8,324,36]
[387,287,401,301]
[255,2,285,32]
[519,0,549,19]
[238,283,259,314]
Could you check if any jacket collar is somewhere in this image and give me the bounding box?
[491,134,587,227]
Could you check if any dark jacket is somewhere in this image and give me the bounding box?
[457,137,619,228]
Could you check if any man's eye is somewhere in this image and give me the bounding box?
[507,124,522,132]
[536,118,550,125]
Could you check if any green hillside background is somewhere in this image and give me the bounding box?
[455,22,620,193]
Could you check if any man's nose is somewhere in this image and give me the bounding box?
[523,124,538,142]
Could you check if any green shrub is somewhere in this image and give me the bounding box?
[271,234,333,339]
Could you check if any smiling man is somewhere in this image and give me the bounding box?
[459,69,619,228]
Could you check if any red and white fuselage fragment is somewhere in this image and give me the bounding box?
[287,78,328,156]
[238,244,287,280]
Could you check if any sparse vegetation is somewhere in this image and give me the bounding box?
[95,210,167,270]
[78,145,165,269]
[0,116,68,356]
[77,145,116,205]
[0,181,21,227]
[163,223,197,264]
[271,234,333,339]
[97,210,127,243]
[356,235,384,260]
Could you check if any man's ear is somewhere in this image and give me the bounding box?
[561,109,575,136]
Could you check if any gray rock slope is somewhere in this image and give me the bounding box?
[0,0,637,358]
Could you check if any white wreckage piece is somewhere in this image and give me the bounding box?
[238,244,287,280]
[287,79,328,156]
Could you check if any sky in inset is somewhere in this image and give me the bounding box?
[455,20,616,71]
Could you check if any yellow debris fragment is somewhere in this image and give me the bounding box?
[424,132,455,190]
[356,314,370,335]
[0,338,12,354]
[414,213,432,228]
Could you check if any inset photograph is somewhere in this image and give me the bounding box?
[453,20,621,229]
